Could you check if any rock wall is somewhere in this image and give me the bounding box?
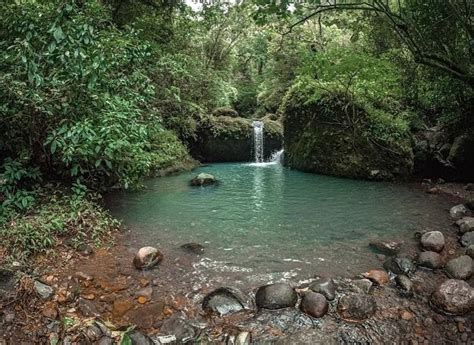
[282,87,414,180]
[189,116,283,163]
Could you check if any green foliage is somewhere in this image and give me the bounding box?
[0,190,119,261]
[0,0,190,190]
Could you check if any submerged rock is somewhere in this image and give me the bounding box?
[418,251,443,269]
[202,287,246,315]
[255,283,297,310]
[445,255,473,280]
[395,275,413,296]
[128,331,154,345]
[369,240,402,255]
[383,256,416,276]
[450,204,468,220]
[300,291,328,318]
[431,279,474,315]
[34,281,54,300]
[362,269,389,286]
[133,246,163,270]
[460,232,474,247]
[180,243,205,254]
[337,294,376,322]
[308,277,336,300]
[420,231,445,252]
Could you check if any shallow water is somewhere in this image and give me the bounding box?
[106,162,452,287]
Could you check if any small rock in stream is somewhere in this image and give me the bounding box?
[431,279,474,315]
[383,256,416,276]
[445,255,473,280]
[133,246,163,270]
[255,283,297,310]
[369,240,402,255]
[202,287,246,315]
[420,231,445,252]
[395,275,413,296]
[308,277,336,300]
[337,294,376,322]
[300,291,328,318]
[418,251,442,269]
[128,331,154,345]
[450,204,468,220]
[180,243,205,254]
[190,173,217,186]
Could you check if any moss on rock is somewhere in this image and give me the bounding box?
[190,115,283,162]
[282,82,413,180]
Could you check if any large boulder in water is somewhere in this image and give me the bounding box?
[281,85,413,180]
[202,287,247,316]
[133,247,163,270]
[255,283,297,310]
[337,294,376,322]
[431,279,474,315]
[189,116,282,162]
[190,173,217,186]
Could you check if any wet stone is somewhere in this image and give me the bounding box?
[362,269,389,286]
[180,243,205,254]
[351,279,373,294]
[457,217,474,234]
[255,283,297,310]
[445,255,473,280]
[308,277,336,300]
[337,294,376,322]
[466,245,474,258]
[420,231,445,252]
[369,240,402,255]
[418,251,442,269]
[133,246,163,270]
[383,256,416,276]
[395,275,413,296]
[128,331,154,345]
[202,287,246,316]
[300,291,328,318]
[190,173,217,186]
[159,314,195,343]
[460,232,474,247]
[431,279,474,315]
[450,204,468,220]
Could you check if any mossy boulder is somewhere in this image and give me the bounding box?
[281,83,413,180]
[212,107,239,118]
[190,115,283,162]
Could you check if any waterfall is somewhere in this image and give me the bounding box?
[270,149,284,164]
[252,121,264,163]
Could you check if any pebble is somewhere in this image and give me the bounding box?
[400,310,414,321]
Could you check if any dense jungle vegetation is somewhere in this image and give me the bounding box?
[0,0,473,260]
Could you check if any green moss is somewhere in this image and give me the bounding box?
[282,82,413,180]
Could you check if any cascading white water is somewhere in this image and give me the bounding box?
[252,121,264,163]
[269,149,284,164]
